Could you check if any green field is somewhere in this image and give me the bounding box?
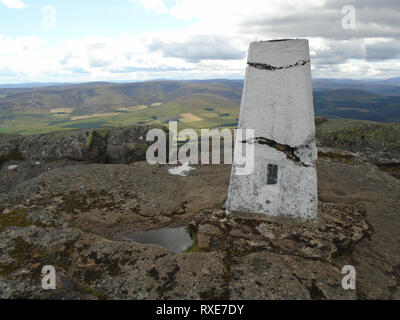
[0,96,240,135]
[0,80,242,135]
[1,80,400,136]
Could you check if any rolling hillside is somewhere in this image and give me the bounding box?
[1,79,400,135]
[314,89,400,122]
[0,80,242,135]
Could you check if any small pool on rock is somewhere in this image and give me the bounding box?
[122,227,194,253]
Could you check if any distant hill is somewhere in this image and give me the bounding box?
[0,80,242,113]
[0,82,70,89]
[384,77,400,84]
[312,78,400,96]
[314,89,400,122]
[1,79,400,135]
[0,80,242,135]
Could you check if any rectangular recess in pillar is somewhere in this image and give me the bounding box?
[267,164,278,185]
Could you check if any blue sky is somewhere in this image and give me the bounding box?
[0,0,399,83]
[0,0,192,47]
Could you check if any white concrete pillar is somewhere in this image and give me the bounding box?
[226,39,318,219]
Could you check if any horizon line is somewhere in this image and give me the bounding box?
[0,76,399,88]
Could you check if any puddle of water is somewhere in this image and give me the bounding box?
[123,227,193,253]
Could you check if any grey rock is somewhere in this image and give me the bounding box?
[106,125,159,164]
[13,125,164,164]
[316,119,400,165]
[0,159,82,193]
[0,125,167,193]
[0,125,399,300]
[0,134,24,169]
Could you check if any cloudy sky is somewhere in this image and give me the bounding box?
[0,0,399,83]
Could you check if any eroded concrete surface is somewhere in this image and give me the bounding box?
[227,40,318,219]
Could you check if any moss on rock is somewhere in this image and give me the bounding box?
[0,209,30,231]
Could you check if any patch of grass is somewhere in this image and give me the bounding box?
[83,287,108,300]
[61,191,92,213]
[317,151,356,163]
[0,209,30,231]
[184,231,199,253]
[85,129,109,148]
[107,262,121,276]
[0,237,33,275]
[317,119,400,153]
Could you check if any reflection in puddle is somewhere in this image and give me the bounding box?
[123,227,193,253]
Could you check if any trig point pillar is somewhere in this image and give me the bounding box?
[226,39,318,219]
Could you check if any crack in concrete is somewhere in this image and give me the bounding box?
[242,137,311,167]
[248,59,310,71]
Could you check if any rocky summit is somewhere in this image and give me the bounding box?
[0,119,399,299]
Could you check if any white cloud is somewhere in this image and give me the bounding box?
[1,0,400,82]
[123,0,400,79]
[1,0,26,9]
[131,0,400,40]
[148,35,245,62]
[2,30,399,83]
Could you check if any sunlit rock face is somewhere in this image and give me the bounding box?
[227,39,318,219]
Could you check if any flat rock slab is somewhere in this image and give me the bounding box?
[0,149,399,299]
[2,162,231,236]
